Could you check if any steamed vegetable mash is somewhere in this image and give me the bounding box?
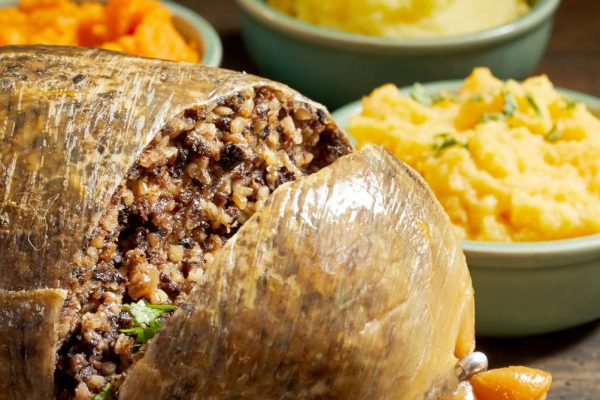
[268,0,530,38]
[349,68,600,242]
[0,0,199,63]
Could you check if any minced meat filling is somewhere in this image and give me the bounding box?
[55,86,352,399]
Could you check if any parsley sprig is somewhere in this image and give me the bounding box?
[431,133,468,155]
[93,383,114,400]
[544,124,562,142]
[480,92,518,123]
[409,83,432,106]
[433,91,460,104]
[480,112,504,123]
[408,83,458,106]
[563,96,578,110]
[502,92,517,116]
[120,300,176,345]
[526,92,541,115]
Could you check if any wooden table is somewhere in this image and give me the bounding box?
[179,1,600,397]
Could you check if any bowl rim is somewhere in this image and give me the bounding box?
[331,80,600,258]
[237,0,561,50]
[0,0,223,67]
[165,0,223,67]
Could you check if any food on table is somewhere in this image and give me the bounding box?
[120,145,475,399]
[349,68,600,242]
[470,366,552,400]
[440,366,552,400]
[0,46,551,400]
[0,45,351,399]
[0,0,199,62]
[267,0,529,38]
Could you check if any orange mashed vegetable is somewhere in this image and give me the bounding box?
[0,0,200,62]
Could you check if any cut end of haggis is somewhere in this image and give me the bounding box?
[120,146,475,400]
[0,45,351,399]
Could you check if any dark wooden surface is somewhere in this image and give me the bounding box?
[180,1,600,397]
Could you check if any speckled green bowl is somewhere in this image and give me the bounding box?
[332,82,600,337]
[0,0,223,67]
[238,0,560,108]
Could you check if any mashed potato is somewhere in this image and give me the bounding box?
[349,68,600,242]
[268,0,529,38]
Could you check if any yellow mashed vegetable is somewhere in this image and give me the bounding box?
[349,68,600,242]
[268,0,529,38]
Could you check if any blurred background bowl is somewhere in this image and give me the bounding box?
[0,0,223,67]
[238,0,560,108]
[165,0,222,66]
[332,81,600,337]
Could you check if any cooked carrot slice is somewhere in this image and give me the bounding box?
[470,366,552,400]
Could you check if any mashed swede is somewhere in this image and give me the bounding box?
[0,0,199,63]
[349,68,600,242]
[268,0,529,38]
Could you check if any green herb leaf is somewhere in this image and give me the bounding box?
[409,83,433,106]
[480,92,518,123]
[431,133,468,154]
[122,300,176,326]
[544,125,562,142]
[480,112,504,123]
[468,95,482,102]
[120,321,161,345]
[432,91,460,104]
[502,92,517,117]
[525,92,541,115]
[120,300,176,345]
[93,383,113,400]
[563,96,578,110]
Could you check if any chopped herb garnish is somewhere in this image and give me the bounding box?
[563,96,578,109]
[480,112,504,123]
[502,92,517,117]
[123,300,176,325]
[526,92,541,115]
[544,125,562,142]
[431,133,468,154]
[432,91,460,104]
[409,83,433,106]
[480,92,518,123]
[93,383,114,400]
[468,95,483,102]
[120,300,176,345]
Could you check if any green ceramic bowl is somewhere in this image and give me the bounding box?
[332,82,600,337]
[237,0,560,108]
[0,0,222,67]
[165,1,222,67]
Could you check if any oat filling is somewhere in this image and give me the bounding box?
[54,86,351,399]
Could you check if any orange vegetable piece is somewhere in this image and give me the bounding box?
[470,366,552,400]
[19,0,69,12]
[105,0,154,38]
[0,0,200,62]
[133,8,200,62]
[77,2,109,46]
